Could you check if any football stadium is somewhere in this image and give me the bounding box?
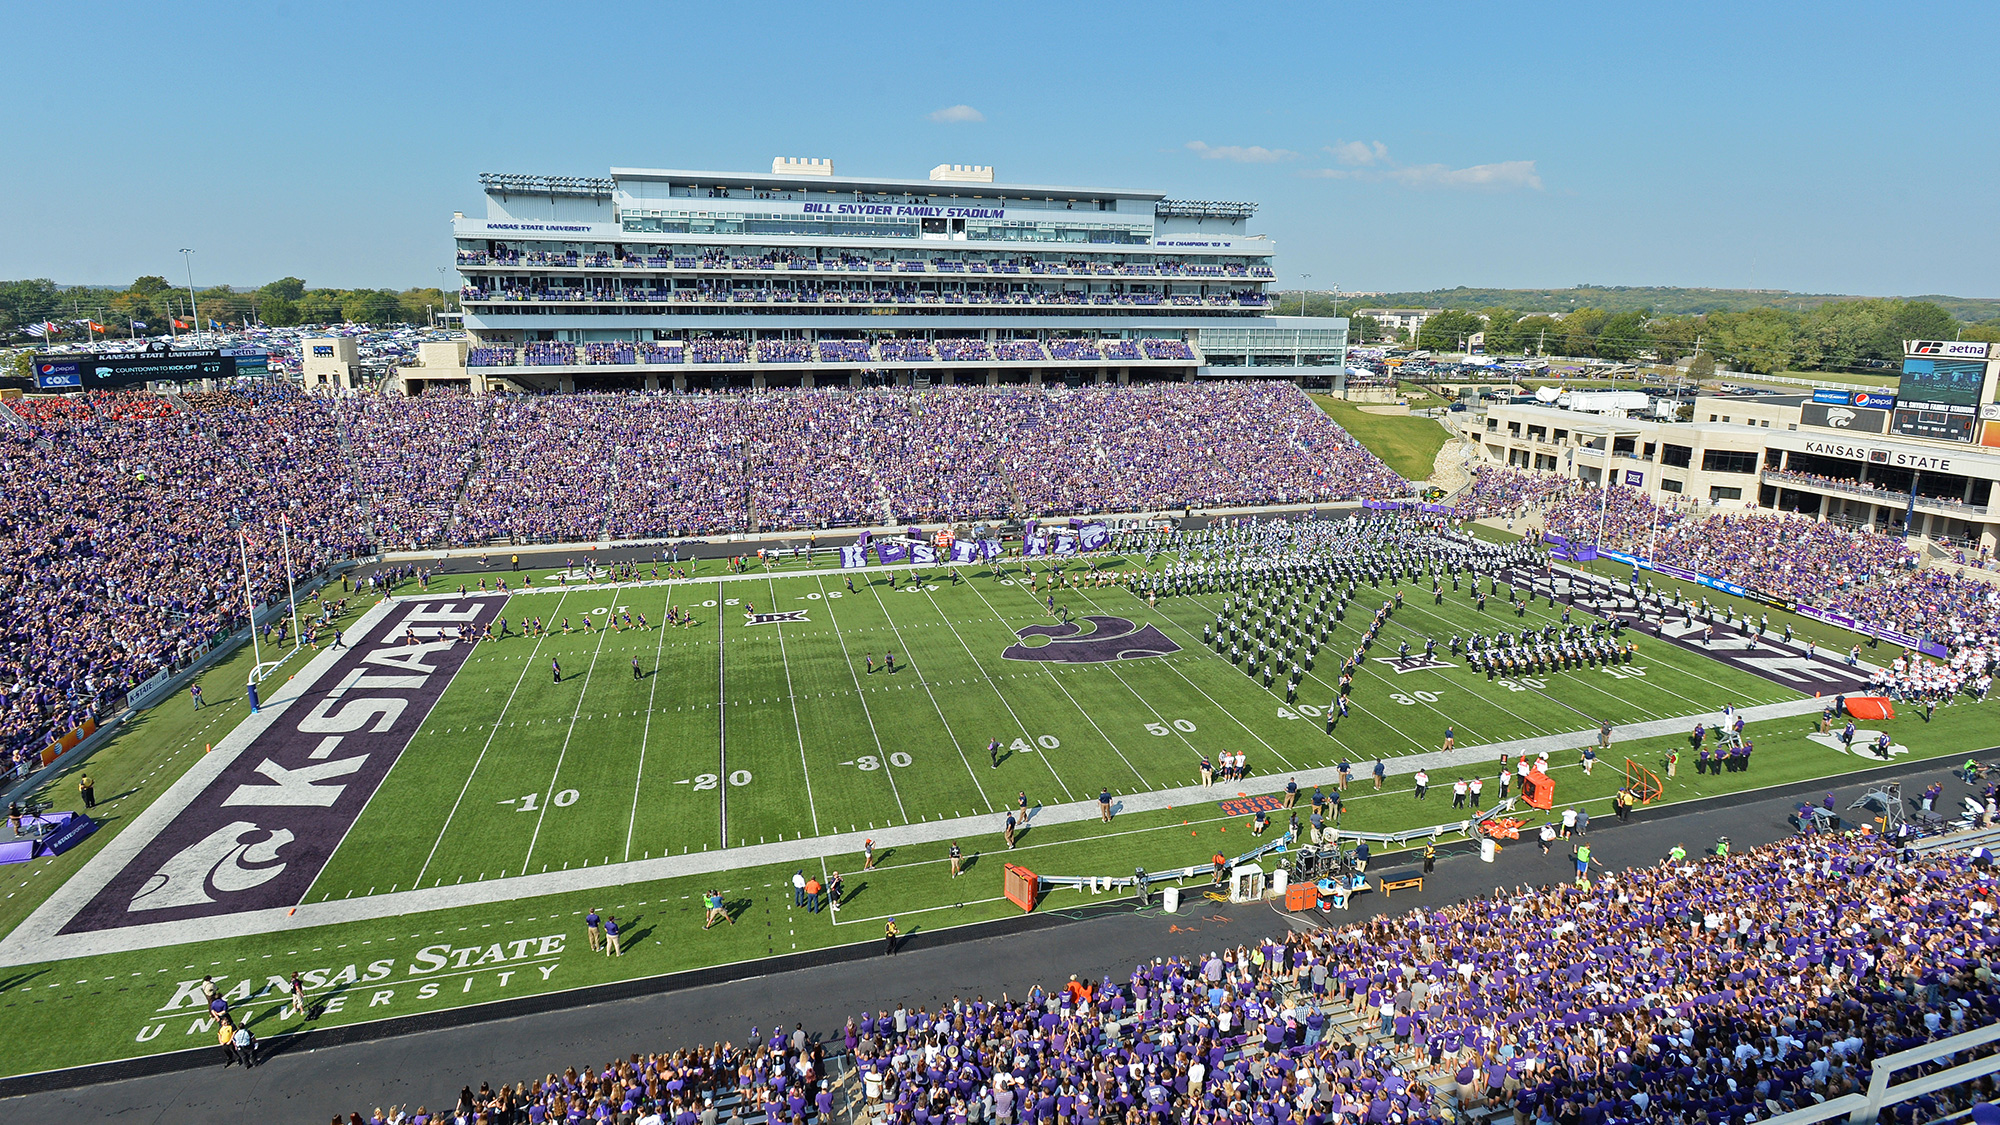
[6,147,2000,1125]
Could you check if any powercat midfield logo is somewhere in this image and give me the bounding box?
[65,598,500,933]
[1001,615,1181,664]
[746,610,809,625]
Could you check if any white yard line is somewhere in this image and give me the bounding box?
[956,578,1149,788]
[413,590,572,889]
[813,574,908,822]
[862,579,995,812]
[914,583,1076,803]
[522,592,620,875]
[765,575,822,837]
[624,587,680,862]
[717,581,729,848]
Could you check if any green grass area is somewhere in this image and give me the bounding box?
[312,559,1806,900]
[1,549,1987,1076]
[1307,394,1451,481]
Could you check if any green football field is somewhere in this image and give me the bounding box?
[1,542,1992,1079]
[303,553,1799,903]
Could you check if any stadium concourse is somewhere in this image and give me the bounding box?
[8,757,2000,1125]
[0,381,1397,782]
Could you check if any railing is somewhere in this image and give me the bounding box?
[458,288,1270,310]
[1755,1021,2000,1125]
[1763,469,1989,517]
[454,250,1273,280]
[464,340,1204,369]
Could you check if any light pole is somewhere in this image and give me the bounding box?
[1298,274,1311,318]
[179,249,200,346]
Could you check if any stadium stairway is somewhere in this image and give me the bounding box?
[1270,977,1515,1125]
[1428,434,1476,498]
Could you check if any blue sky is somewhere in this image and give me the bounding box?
[4,1,1994,297]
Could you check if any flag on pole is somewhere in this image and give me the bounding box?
[23,324,46,337]
[89,322,106,333]
[130,320,148,330]
[174,318,190,330]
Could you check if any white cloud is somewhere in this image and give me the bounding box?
[1184,141,1299,163]
[928,104,985,124]
[1386,160,1542,190]
[1305,142,1542,191]
[1327,140,1389,167]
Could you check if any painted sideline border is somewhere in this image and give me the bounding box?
[0,751,1976,1098]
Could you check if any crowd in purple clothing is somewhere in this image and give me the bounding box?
[455,249,1274,280]
[0,383,1397,771]
[0,388,368,775]
[460,336,1208,370]
[1466,468,2000,649]
[379,833,2000,1125]
[823,833,2000,1125]
[458,284,1269,312]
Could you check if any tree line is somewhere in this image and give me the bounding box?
[0,277,456,342]
[1287,292,2000,375]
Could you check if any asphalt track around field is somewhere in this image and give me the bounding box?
[4,754,1985,1117]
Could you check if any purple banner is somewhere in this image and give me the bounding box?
[840,544,869,568]
[1079,523,1110,551]
[875,541,907,565]
[950,540,979,564]
[979,538,1002,560]
[65,598,501,933]
[911,544,937,564]
[1023,534,1048,557]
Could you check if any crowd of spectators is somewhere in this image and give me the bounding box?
[457,284,1266,311]
[366,833,2000,1125]
[1048,339,1102,362]
[455,249,1274,279]
[692,339,751,365]
[454,336,1206,370]
[0,382,1400,775]
[933,338,992,363]
[0,389,366,778]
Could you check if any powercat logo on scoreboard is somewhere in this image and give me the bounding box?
[62,599,500,934]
